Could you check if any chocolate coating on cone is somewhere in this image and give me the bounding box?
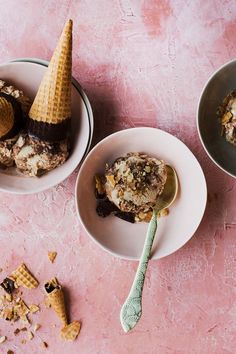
[27,117,70,142]
[28,19,72,141]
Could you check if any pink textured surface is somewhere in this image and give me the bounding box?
[0,1,236,353]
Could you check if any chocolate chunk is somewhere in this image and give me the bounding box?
[95,190,106,199]
[0,277,15,294]
[44,282,56,294]
[115,211,135,223]
[96,199,119,217]
[36,169,47,177]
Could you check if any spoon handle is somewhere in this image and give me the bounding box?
[120,209,158,332]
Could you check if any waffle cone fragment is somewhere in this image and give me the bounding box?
[0,96,15,138]
[44,278,67,326]
[29,19,72,126]
[11,263,39,289]
[61,321,81,341]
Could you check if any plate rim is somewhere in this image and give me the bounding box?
[0,60,93,194]
[196,58,236,180]
[75,127,207,261]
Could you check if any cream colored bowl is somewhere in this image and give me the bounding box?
[75,127,207,260]
[0,61,93,194]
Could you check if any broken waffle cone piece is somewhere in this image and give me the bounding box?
[61,321,81,341]
[28,19,73,142]
[44,278,67,326]
[11,263,39,289]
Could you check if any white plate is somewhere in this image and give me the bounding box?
[75,127,207,260]
[0,61,92,194]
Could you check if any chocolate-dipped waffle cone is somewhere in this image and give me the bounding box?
[11,263,39,289]
[44,278,67,326]
[28,19,73,142]
[0,93,23,140]
[61,321,81,341]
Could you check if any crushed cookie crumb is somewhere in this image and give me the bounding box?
[27,330,34,340]
[7,350,14,354]
[14,328,20,335]
[29,304,40,313]
[42,341,48,348]
[48,252,57,263]
[20,327,27,332]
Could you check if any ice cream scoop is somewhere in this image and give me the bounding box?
[104,152,167,215]
[120,165,178,332]
[0,92,24,167]
[13,135,69,177]
[219,92,236,146]
[0,93,23,141]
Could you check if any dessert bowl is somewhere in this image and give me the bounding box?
[75,127,207,260]
[197,59,236,178]
[0,61,93,194]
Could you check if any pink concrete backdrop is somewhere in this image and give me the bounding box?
[0,1,236,353]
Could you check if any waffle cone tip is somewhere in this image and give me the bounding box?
[28,19,73,139]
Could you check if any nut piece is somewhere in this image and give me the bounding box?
[0,336,6,343]
[158,208,169,217]
[33,323,41,332]
[27,331,34,340]
[48,252,57,263]
[29,304,40,313]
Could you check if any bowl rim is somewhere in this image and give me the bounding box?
[0,60,94,194]
[196,58,236,179]
[75,126,207,261]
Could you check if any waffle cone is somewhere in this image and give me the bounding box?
[61,321,81,341]
[0,96,15,138]
[45,278,67,326]
[29,19,72,127]
[11,263,39,289]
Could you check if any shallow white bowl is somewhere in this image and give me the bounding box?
[0,61,93,194]
[75,127,207,260]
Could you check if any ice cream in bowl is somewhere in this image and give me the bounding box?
[0,19,92,193]
[75,127,207,260]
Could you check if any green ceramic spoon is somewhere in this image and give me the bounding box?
[120,165,178,333]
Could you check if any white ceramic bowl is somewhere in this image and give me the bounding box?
[76,127,207,260]
[0,61,93,194]
[197,59,236,178]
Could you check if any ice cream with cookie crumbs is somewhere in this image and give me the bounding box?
[218,91,236,146]
[95,152,167,223]
[13,134,69,177]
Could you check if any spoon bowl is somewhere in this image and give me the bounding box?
[155,165,178,212]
